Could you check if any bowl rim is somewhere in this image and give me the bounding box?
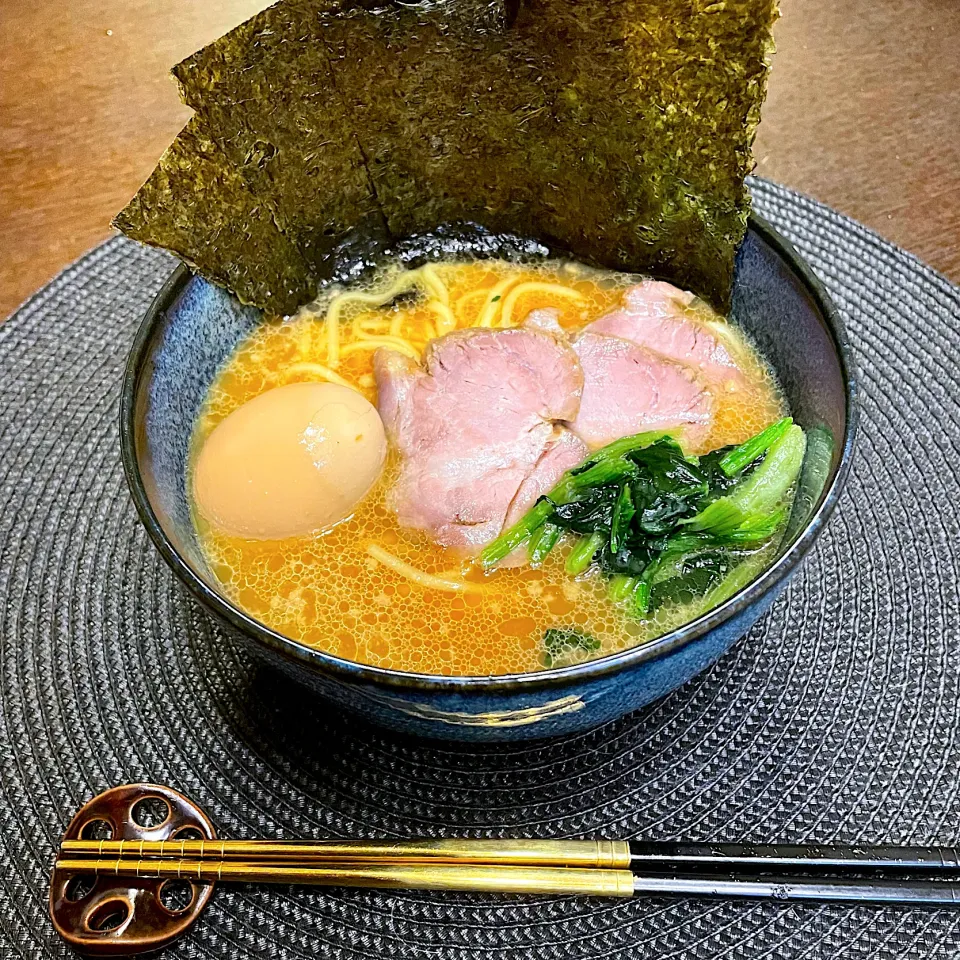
[120,213,859,694]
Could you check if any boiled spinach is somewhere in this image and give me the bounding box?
[480,418,804,622]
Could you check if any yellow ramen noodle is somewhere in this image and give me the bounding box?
[190,260,786,676]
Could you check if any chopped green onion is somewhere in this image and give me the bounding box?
[565,531,606,575]
[718,416,792,477]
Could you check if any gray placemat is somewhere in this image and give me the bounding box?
[2,179,960,959]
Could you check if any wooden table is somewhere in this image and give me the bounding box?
[2,0,958,320]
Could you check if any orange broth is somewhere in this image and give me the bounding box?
[190,259,786,676]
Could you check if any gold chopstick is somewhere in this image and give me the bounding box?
[54,858,636,897]
[59,838,632,868]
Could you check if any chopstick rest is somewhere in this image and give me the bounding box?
[50,784,217,957]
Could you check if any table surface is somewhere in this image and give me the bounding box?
[1,0,958,321]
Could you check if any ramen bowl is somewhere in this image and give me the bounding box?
[120,216,857,742]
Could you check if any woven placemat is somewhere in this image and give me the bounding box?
[2,179,959,958]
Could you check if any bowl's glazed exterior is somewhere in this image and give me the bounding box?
[120,217,857,741]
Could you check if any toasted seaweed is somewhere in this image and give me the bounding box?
[114,118,314,314]
[311,0,778,309]
[171,1,521,297]
[171,3,389,284]
[119,0,778,314]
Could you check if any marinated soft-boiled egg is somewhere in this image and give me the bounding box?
[193,382,386,540]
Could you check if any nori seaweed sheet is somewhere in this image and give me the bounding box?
[169,1,523,302]
[118,0,777,315]
[174,5,388,281]
[114,117,314,313]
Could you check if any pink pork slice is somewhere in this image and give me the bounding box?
[373,324,584,551]
[587,279,746,388]
[568,332,713,450]
[504,428,587,529]
[498,427,588,567]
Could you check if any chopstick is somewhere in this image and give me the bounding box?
[52,856,960,905]
[54,859,637,897]
[57,838,960,907]
[55,781,960,929]
[629,874,960,906]
[58,839,632,868]
[60,838,960,875]
[627,841,960,875]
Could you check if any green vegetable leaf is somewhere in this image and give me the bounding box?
[718,417,793,477]
[628,437,710,535]
[610,483,636,552]
[553,457,638,502]
[608,575,640,603]
[721,509,786,543]
[479,499,554,568]
[542,627,600,668]
[649,550,733,609]
[632,579,653,616]
[783,425,835,541]
[572,431,668,473]
[679,497,745,536]
[481,432,656,570]
[529,522,562,564]
[552,486,619,534]
[565,531,607,575]
[483,421,803,629]
[599,535,656,578]
[684,423,806,534]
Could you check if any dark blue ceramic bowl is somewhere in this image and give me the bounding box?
[120,216,857,741]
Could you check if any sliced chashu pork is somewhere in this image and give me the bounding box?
[374,323,584,551]
[587,279,746,390]
[503,427,587,529]
[568,332,713,450]
[374,285,743,549]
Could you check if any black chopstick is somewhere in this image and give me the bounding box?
[630,873,960,906]
[629,841,960,876]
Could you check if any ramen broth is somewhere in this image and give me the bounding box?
[190,260,787,676]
